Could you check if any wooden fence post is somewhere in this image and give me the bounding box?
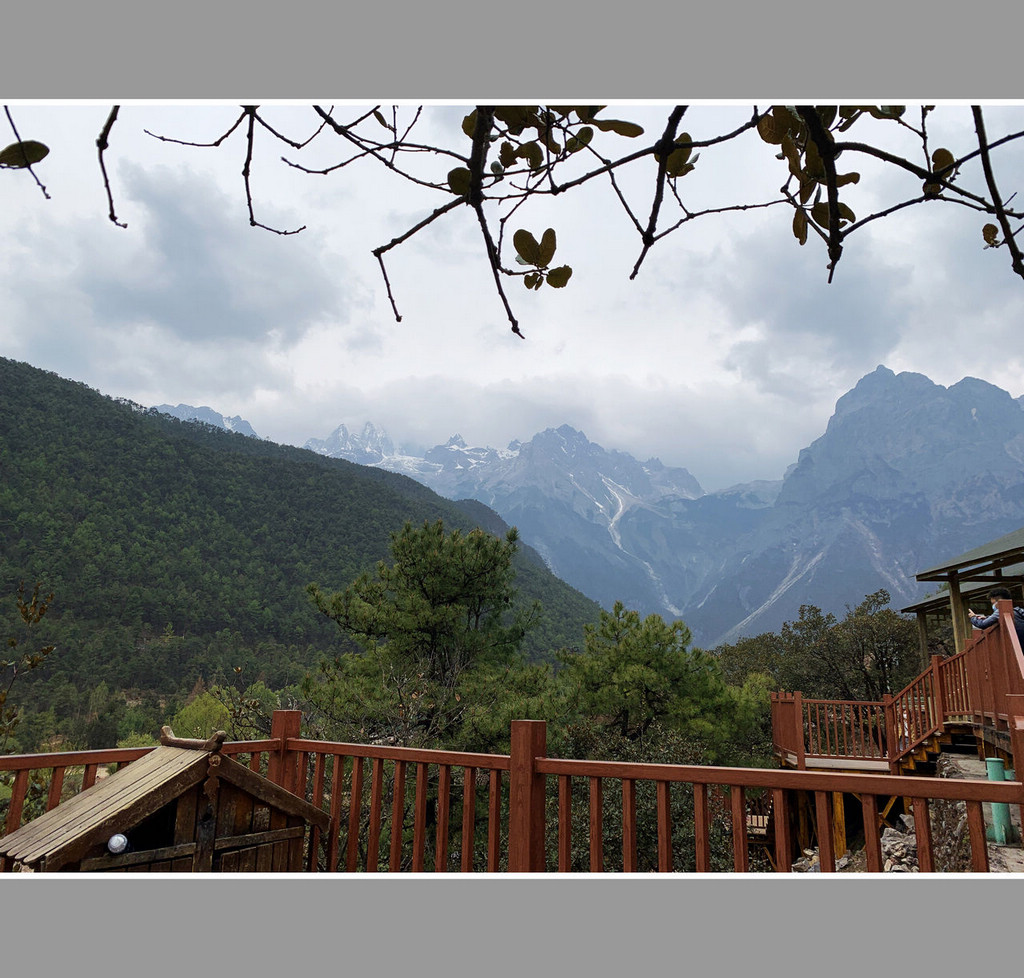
[793,692,805,770]
[1006,700,1024,834]
[268,710,303,794]
[931,654,946,724]
[883,694,899,774]
[1006,697,1024,772]
[508,720,547,872]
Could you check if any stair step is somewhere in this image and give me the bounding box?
[941,743,980,755]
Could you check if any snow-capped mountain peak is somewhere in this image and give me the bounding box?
[152,404,260,439]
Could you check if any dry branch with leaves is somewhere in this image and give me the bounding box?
[4,103,1024,336]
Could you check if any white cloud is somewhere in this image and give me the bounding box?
[4,102,1024,493]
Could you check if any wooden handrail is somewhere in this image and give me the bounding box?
[5,711,1024,872]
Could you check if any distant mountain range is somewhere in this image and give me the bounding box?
[152,404,261,439]
[289,366,1024,647]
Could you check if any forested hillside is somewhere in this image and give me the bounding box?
[0,358,602,748]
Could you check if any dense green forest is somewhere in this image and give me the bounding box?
[0,357,602,750]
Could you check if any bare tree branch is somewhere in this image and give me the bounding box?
[371,195,466,322]
[144,110,248,147]
[312,105,466,191]
[241,107,305,235]
[466,106,524,339]
[972,105,1024,280]
[630,106,687,280]
[96,105,127,228]
[2,106,49,199]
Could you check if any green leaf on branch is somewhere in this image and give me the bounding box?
[983,223,1000,247]
[565,127,594,153]
[461,110,478,138]
[494,106,536,136]
[811,201,855,228]
[546,265,573,288]
[538,228,557,266]
[513,229,543,266]
[781,133,802,178]
[866,106,906,120]
[931,147,955,174]
[774,106,804,133]
[573,106,606,124]
[515,141,544,170]
[447,167,471,196]
[664,137,698,178]
[757,114,785,144]
[804,138,826,182]
[814,106,838,129]
[792,208,808,245]
[0,140,49,168]
[836,107,863,132]
[591,118,644,137]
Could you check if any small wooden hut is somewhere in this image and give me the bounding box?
[0,728,329,873]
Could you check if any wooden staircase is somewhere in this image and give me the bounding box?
[894,730,953,775]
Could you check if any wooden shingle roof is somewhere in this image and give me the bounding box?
[0,729,328,872]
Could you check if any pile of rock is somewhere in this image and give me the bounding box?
[791,814,920,873]
[790,848,854,872]
[880,815,920,871]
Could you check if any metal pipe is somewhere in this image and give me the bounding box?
[985,757,1015,844]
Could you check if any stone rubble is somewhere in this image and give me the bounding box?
[791,814,920,873]
[790,753,1024,873]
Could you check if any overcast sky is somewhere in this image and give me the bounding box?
[3,102,1024,492]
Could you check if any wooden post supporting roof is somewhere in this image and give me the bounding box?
[949,570,968,654]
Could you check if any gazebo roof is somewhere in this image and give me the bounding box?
[900,584,996,617]
[915,526,1024,584]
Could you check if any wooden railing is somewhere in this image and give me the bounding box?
[266,711,511,872]
[889,668,942,767]
[772,600,1024,773]
[5,710,1024,873]
[771,692,890,769]
[938,648,972,721]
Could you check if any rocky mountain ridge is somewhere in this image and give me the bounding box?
[162,366,1024,648]
[152,403,261,439]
